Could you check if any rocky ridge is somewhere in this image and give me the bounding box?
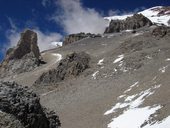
[0,29,43,78]
[34,52,90,86]
[63,32,101,45]
[105,14,153,33]
[0,82,60,128]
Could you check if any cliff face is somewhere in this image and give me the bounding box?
[63,33,101,45]
[0,30,42,78]
[105,14,153,33]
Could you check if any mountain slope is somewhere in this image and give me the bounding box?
[3,25,169,128]
[105,6,170,26]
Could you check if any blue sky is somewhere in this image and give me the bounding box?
[0,0,169,61]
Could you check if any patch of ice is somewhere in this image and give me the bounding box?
[97,58,104,65]
[0,110,3,113]
[92,71,99,79]
[143,116,170,128]
[113,55,124,64]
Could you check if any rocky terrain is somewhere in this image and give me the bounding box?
[105,14,152,33]
[0,30,43,78]
[63,32,101,45]
[34,52,90,86]
[0,82,60,128]
[0,6,170,128]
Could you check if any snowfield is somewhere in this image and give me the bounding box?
[104,6,170,26]
[104,83,163,128]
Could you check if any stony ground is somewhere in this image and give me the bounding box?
[2,25,170,128]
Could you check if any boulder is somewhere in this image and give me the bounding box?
[34,52,90,85]
[0,82,60,128]
[105,14,153,33]
[152,26,170,37]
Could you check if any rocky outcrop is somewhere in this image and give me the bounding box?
[0,29,42,78]
[105,14,153,33]
[63,33,101,45]
[0,112,24,128]
[6,29,40,60]
[34,52,90,86]
[0,82,60,128]
[152,26,170,37]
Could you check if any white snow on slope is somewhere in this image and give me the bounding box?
[52,53,62,63]
[104,6,170,26]
[97,58,104,65]
[92,71,99,79]
[108,106,161,128]
[113,55,124,64]
[104,84,162,128]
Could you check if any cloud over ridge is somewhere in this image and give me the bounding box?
[53,0,107,34]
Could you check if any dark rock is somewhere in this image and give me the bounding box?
[168,19,170,25]
[105,14,153,33]
[6,29,40,60]
[0,29,43,78]
[152,26,170,38]
[63,33,101,45]
[0,82,60,128]
[34,52,90,85]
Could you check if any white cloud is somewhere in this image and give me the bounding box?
[53,0,107,34]
[35,29,63,51]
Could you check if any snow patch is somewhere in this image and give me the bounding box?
[165,58,170,61]
[159,65,168,73]
[52,53,62,63]
[124,82,139,93]
[97,58,104,65]
[104,84,162,128]
[107,106,161,128]
[105,6,170,26]
[92,71,99,79]
[113,55,124,64]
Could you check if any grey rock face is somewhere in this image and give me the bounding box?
[34,52,90,86]
[152,26,170,37]
[0,29,42,78]
[6,29,40,60]
[63,33,101,45]
[0,82,60,128]
[0,112,24,128]
[105,14,153,33]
